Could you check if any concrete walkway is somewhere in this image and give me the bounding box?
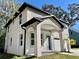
[61,49,79,56]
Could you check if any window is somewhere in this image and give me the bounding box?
[20,34,23,46]
[41,34,43,45]
[7,26,9,32]
[31,40,34,45]
[31,33,34,38]
[10,38,12,46]
[13,20,15,24]
[31,33,35,45]
[19,14,22,24]
[71,32,72,34]
[41,34,43,39]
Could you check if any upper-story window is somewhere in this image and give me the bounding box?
[13,20,15,24]
[71,32,72,35]
[10,38,12,46]
[7,26,9,32]
[19,14,22,24]
[20,34,23,46]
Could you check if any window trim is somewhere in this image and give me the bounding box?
[7,26,9,32]
[10,38,12,46]
[20,34,23,46]
[31,33,35,45]
[41,34,43,45]
[19,14,22,24]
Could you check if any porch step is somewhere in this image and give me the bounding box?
[42,50,61,56]
[42,52,54,56]
[42,50,54,55]
[42,50,54,53]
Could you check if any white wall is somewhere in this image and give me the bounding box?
[53,32,59,38]
[62,28,69,40]
[20,7,48,23]
[5,15,24,55]
[54,40,61,51]
[5,6,48,55]
[26,7,47,21]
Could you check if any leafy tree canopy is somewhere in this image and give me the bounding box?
[42,3,79,26]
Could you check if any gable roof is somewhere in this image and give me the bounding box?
[4,2,64,28]
[22,15,64,28]
[21,17,40,27]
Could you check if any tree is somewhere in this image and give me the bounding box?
[42,4,66,19]
[0,0,17,47]
[42,3,79,52]
[42,3,79,26]
[0,0,20,37]
[68,3,79,18]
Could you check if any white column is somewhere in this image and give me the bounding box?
[59,30,64,51]
[67,28,71,52]
[51,31,55,51]
[36,24,42,57]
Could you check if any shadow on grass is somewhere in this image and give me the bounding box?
[26,56,36,59]
[0,53,36,59]
[0,53,16,59]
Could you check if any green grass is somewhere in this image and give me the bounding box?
[0,53,26,59]
[0,53,79,59]
[72,48,79,50]
[34,54,79,59]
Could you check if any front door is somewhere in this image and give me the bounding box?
[47,36,52,50]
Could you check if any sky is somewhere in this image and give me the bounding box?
[72,21,79,30]
[16,0,79,12]
[16,0,79,30]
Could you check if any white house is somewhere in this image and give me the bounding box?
[4,2,70,57]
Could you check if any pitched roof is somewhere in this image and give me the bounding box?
[21,17,41,27]
[4,2,50,28]
[21,16,64,28]
[4,2,64,28]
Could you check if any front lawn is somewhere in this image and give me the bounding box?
[0,53,26,59]
[0,53,79,59]
[72,48,79,50]
[34,54,79,59]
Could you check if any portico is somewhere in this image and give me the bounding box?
[22,16,65,57]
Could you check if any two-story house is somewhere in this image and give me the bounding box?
[4,2,70,57]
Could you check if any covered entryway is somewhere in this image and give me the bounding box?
[36,17,65,57]
[21,16,65,57]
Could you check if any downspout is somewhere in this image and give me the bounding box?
[4,28,8,52]
[21,27,26,55]
[61,28,64,52]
